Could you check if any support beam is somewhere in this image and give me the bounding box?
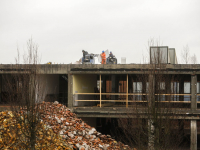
[190,120,197,150]
[148,74,155,108]
[179,78,184,101]
[111,75,115,100]
[29,73,35,105]
[191,75,197,111]
[126,74,128,108]
[68,74,73,108]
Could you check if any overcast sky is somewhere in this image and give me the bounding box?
[0,0,200,64]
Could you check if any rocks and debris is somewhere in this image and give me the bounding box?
[38,101,132,150]
[0,101,134,150]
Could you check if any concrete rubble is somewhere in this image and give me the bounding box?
[0,101,134,150]
[39,101,133,150]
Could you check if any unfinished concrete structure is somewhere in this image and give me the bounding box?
[0,63,200,148]
[0,47,199,149]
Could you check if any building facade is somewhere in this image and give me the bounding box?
[0,63,200,149]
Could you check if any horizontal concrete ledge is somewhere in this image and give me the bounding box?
[73,107,200,119]
[2,64,200,74]
[71,68,200,72]
[76,113,200,119]
[70,72,200,75]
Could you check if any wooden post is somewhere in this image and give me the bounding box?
[100,74,101,108]
[126,74,128,108]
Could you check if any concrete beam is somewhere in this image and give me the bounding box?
[2,64,200,75]
[70,71,200,75]
[73,107,200,119]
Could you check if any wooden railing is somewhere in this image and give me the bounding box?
[73,74,199,107]
[74,93,197,108]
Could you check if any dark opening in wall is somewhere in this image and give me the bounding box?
[96,118,138,147]
[59,74,68,106]
[94,118,192,149]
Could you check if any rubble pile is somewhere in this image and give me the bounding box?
[39,101,131,150]
[0,111,73,150]
[0,101,133,150]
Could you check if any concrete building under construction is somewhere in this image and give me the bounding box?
[0,46,200,149]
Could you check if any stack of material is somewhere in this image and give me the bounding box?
[0,111,73,150]
[39,101,132,150]
[0,101,133,150]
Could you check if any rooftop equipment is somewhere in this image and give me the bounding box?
[121,57,126,64]
[150,46,178,64]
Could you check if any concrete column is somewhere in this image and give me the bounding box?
[165,75,171,101]
[111,75,115,100]
[68,74,73,108]
[191,75,197,111]
[101,75,106,101]
[179,78,184,101]
[190,120,197,150]
[190,72,197,150]
[29,74,35,105]
[148,74,155,108]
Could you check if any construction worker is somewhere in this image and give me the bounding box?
[109,51,113,57]
[82,50,88,63]
[101,51,106,64]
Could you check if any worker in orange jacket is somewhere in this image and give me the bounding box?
[101,51,106,64]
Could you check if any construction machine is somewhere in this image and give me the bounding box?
[106,55,117,64]
[81,50,117,64]
[82,50,100,64]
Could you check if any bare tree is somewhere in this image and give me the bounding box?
[181,45,190,64]
[116,45,187,150]
[190,53,198,64]
[3,38,49,149]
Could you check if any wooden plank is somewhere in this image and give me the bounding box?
[75,100,100,101]
[75,100,128,102]
[75,93,126,95]
[97,103,115,107]
[75,93,101,95]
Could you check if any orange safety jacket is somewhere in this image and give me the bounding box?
[101,53,106,60]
